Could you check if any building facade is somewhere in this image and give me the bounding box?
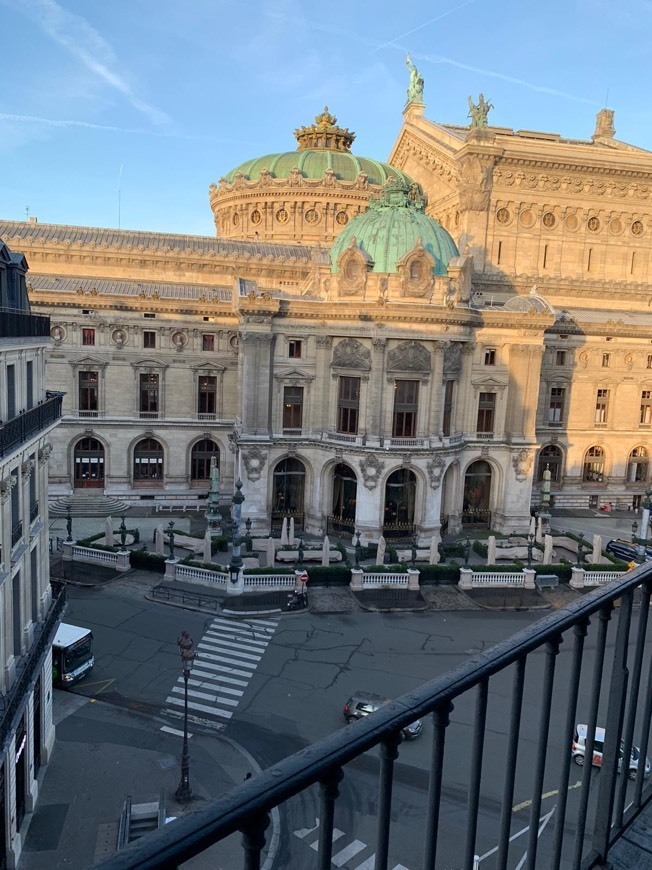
[0,241,63,869]
[3,84,652,541]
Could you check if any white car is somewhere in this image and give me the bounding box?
[572,723,651,780]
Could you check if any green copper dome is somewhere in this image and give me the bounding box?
[222,107,414,188]
[330,179,459,274]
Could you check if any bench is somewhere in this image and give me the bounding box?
[535,573,559,591]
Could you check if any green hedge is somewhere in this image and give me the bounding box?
[418,564,460,585]
[129,550,167,573]
[302,565,351,586]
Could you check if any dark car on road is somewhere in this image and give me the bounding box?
[343,691,422,740]
[605,539,652,562]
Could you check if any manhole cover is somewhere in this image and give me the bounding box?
[158,754,176,770]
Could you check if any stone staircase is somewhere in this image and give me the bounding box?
[49,493,130,518]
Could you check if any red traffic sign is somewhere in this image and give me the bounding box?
[298,571,308,584]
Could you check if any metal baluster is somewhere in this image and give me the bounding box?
[464,679,488,870]
[240,811,270,870]
[573,603,612,868]
[496,656,527,869]
[551,618,589,869]
[375,732,402,870]
[317,768,343,870]
[634,598,652,809]
[424,701,453,870]
[525,634,562,870]
[592,590,634,864]
[614,582,651,825]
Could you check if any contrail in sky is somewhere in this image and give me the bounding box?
[369,0,478,53]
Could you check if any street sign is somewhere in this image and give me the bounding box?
[299,571,308,584]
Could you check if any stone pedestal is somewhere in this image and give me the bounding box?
[570,566,585,590]
[350,568,364,591]
[62,540,74,561]
[164,558,179,581]
[458,567,473,590]
[226,568,244,595]
[116,550,131,572]
[522,568,536,590]
[407,568,420,591]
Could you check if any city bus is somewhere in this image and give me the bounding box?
[52,622,94,687]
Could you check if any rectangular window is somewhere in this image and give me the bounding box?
[79,370,99,415]
[647,355,652,370]
[442,380,454,436]
[288,339,302,359]
[143,313,156,319]
[337,376,360,434]
[602,353,610,368]
[82,328,95,346]
[26,361,33,409]
[477,392,496,433]
[484,349,496,366]
[556,351,566,366]
[198,376,217,415]
[7,363,15,419]
[139,373,159,415]
[392,380,419,437]
[202,334,215,352]
[641,391,652,426]
[143,330,156,349]
[548,387,565,424]
[283,385,303,431]
[595,388,609,425]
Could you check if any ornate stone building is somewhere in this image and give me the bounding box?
[3,76,652,540]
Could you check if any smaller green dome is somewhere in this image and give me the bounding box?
[330,179,459,274]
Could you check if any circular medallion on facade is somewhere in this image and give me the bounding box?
[111,328,126,347]
[609,217,623,235]
[519,210,535,228]
[229,334,239,351]
[251,209,261,225]
[565,214,579,231]
[542,212,556,228]
[344,259,360,281]
[335,210,348,226]
[496,207,511,224]
[232,212,240,227]
[587,216,601,232]
[51,325,65,342]
[632,220,645,237]
[276,208,289,223]
[305,209,319,224]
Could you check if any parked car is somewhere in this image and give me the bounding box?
[343,691,422,740]
[572,723,651,780]
[605,539,652,562]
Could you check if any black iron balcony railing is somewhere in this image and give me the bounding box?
[98,565,652,870]
[0,581,65,747]
[0,308,50,339]
[11,521,23,547]
[0,393,62,458]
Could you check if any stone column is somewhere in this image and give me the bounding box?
[315,336,333,432]
[505,345,544,440]
[240,332,275,436]
[428,341,447,438]
[458,343,476,435]
[368,338,387,441]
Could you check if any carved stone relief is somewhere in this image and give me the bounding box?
[512,449,533,481]
[443,342,462,375]
[332,338,371,370]
[38,443,53,467]
[457,154,493,211]
[360,455,385,490]
[387,340,431,373]
[427,456,446,490]
[242,446,267,482]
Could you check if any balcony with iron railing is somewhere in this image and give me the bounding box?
[98,566,652,870]
[11,520,23,547]
[0,393,63,458]
[0,307,50,339]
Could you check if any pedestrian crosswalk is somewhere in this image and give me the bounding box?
[294,817,412,869]
[163,616,279,731]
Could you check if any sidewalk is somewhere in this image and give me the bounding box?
[20,692,265,869]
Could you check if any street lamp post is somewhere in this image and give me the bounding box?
[632,520,639,545]
[229,480,245,586]
[66,505,73,543]
[166,521,176,559]
[527,532,534,568]
[576,532,585,567]
[175,630,195,803]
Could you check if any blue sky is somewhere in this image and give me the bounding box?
[1,0,650,236]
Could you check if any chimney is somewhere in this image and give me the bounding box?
[27,215,38,224]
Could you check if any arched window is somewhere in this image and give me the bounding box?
[583,446,605,482]
[463,460,492,526]
[383,469,417,536]
[191,439,219,481]
[133,438,164,484]
[330,463,358,533]
[73,437,104,488]
[627,446,649,483]
[537,444,562,483]
[273,458,305,514]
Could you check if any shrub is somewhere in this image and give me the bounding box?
[419,564,462,585]
[76,532,105,547]
[302,565,351,586]
[473,539,488,558]
[129,550,167,573]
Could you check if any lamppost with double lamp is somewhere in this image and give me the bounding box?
[175,631,196,803]
[228,480,245,587]
[66,505,73,542]
[527,532,535,568]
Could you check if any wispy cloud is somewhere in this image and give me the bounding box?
[0,111,257,145]
[2,0,169,125]
[369,0,478,54]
